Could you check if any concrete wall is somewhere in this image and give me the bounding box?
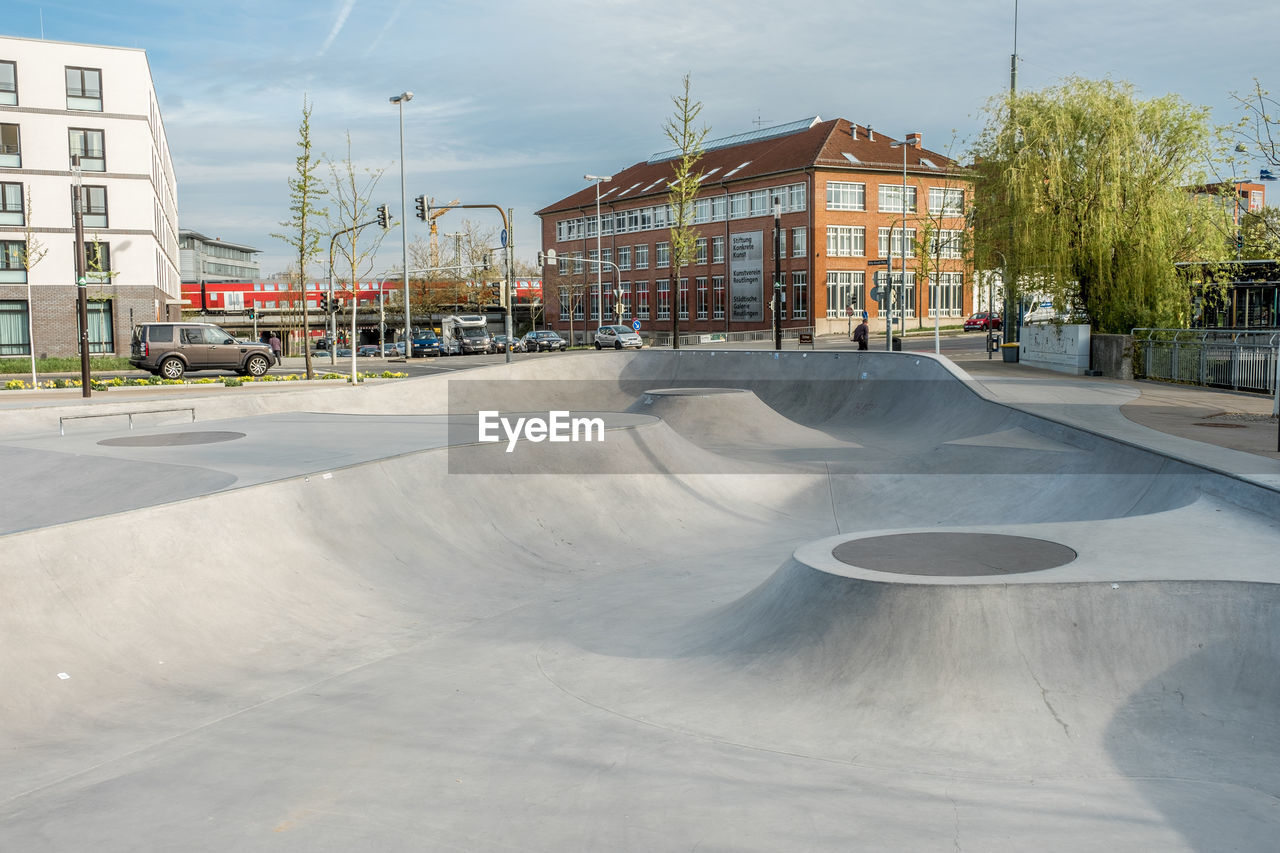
[1090,333,1134,380]
[1020,323,1090,374]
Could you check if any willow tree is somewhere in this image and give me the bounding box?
[663,73,707,349]
[970,78,1227,333]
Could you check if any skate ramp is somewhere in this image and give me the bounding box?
[0,349,1278,851]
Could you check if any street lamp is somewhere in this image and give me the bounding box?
[889,134,919,352]
[584,174,611,332]
[773,199,783,350]
[391,91,413,357]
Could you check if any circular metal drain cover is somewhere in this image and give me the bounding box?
[98,431,246,447]
[642,387,746,396]
[832,532,1077,576]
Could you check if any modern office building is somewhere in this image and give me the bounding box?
[179,230,261,285]
[0,35,179,358]
[536,117,974,343]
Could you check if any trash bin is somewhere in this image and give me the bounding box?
[1001,342,1020,363]
[891,337,902,351]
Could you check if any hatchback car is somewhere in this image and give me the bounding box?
[593,325,643,350]
[522,330,568,352]
[130,322,275,380]
[964,312,1002,331]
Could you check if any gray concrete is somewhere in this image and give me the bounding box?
[0,349,1278,851]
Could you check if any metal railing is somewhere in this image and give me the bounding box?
[59,407,196,436]
[1133,328,1279,394]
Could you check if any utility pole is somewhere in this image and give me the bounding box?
[773,201,783,350]
[72,155,90,397]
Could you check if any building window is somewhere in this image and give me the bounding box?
[695,238,707,265]
[617,246,631,271]
[65,66,103,112]
[572,252,584,274]
[826,225,865,258]
[928,272,964,318]
[878,184,917,213]
[711,235,725,264]
[928,187,965,216]
[826,271,863,318]
[0,182,22,226]
[557,255,569,275]
[826,181,866,211]
[777,229,786,259]
[749,189,770,217]
[713,275,725,320]
[601,247,612,266]
[75,185,109,228]
[0,299,30,354]
[729,192,749,219]
[83,299,114,353]
[678,278,689,320]
[0,123,20,168]
[694,198,711,224]
[792,272,808,319]
[792,227,807,258]
[559,287,570,320]
[876,271,916,318]
[573,289,584,321]
[711,196,727,221]
[69,128,106,171]
[84,241,111,281]
[877,227,915,258]
[588,248,598,267]
[634,244,648,269]
[600,214,612,237]
[656,242,670,268]
[929,229,965,260]
[636,282,650,319]
[590,288,601,321]
[657,279,670,320]
[0,240,27,283]
[0,61,16,106]
[790,183,806,211]
[696,276,708,320]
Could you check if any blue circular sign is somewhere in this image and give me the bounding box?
[631,319,641,331]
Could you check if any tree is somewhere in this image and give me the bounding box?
[405,217,499,330]
[16,189,46,386]
[1231,79,1280,253]
[970,77,1227,333]
[663,73,707,349]
[910,142,971,330]
[325,132,388,358]
[271,96,327,378]
[1241,206,1280,260]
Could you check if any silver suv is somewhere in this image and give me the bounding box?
[129,322,275,379]
[593,324,643,350]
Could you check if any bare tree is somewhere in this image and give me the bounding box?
[663,73,708,349]
[325,132,388,355]
[16,189,47,386]
[271,96,327,378]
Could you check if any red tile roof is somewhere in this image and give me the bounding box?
[536,118,961,216]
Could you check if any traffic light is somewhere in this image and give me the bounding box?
[247,307,255,320]
[376,204,389,228]
[414,195,426,221]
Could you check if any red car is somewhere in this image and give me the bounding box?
[964,311,1002,331]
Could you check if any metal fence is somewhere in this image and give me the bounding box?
[647,326,816,349]
[1133,328,1279,394]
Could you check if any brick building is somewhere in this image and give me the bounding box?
[536,117,974,343]
[0,35,179,359]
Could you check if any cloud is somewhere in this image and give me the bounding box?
[317,0,357,57]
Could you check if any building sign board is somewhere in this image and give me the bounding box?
[729,231,764,322]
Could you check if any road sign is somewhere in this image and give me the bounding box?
[631,319,641,331]
[867,259,889,267]
[77,276,86,287]
[499,229,508,248]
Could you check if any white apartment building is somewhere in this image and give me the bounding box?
[179,230,261,284]
[0,35,179,358]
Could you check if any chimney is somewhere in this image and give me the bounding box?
[850,122,857,141]
[910,132,923,148]
[867,125,875,142]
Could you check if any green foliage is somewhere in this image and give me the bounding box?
[663,73,708,349]
[1240,206,1280,260]
[971,77,1229,333]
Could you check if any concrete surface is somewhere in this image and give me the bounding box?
[0,347,1277,851]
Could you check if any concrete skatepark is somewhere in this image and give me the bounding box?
[1,348,1279,851]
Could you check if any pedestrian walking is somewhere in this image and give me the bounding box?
[268,333,282,364]
[853,318,869,350]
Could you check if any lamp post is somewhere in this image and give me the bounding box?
[584,174,611,331]
[773,200,783,350]
[889,135,919,351]
[72,154,90,397]
[391,91,413,357]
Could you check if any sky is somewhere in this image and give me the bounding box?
[6,0,1279,278]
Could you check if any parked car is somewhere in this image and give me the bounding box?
[593,324,643,350]
[522,330,568,352]
[412,334,442,357]
[357,344,381,358]
[492,334,519,353]
[963,312,1003,332]
[129,322,275,380]
[384,341,406,357]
